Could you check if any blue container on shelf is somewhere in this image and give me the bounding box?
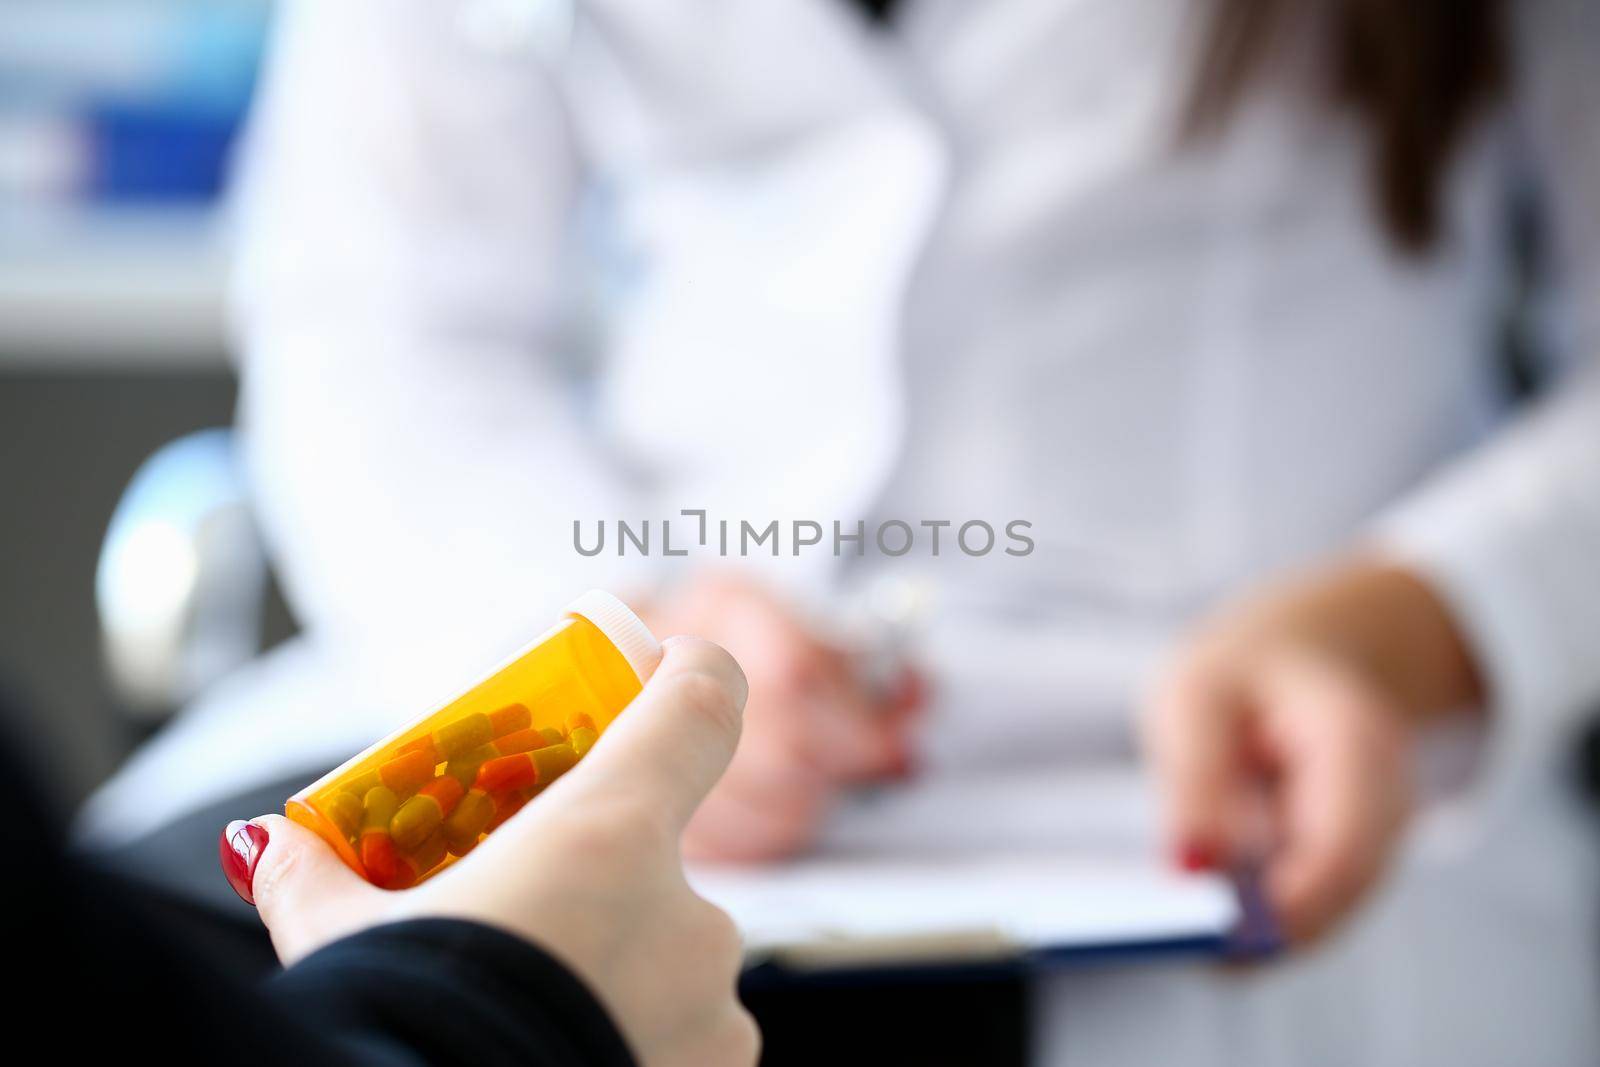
[85,102,241,204]
[0,0,267,206]
[85,2,265,204]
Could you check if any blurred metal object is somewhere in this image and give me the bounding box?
[836,572,939,702]
[95,428,266,721]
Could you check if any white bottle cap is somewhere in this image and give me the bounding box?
[564,590,663,683]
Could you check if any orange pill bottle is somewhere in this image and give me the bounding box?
[286,591,661,888]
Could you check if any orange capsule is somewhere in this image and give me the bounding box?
[493,727,543,757]
[391,776,465,850]
[567,712,597,735]
[476,753,538,793]
[426,775,466,811]
[397,734,440,763]
[479,743,578,792]
[379,749,437,794]
[361,834,401,887]
[359,786,401,885]
[380,852,421,890]
[488,703,532,737]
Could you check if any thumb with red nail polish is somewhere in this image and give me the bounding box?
[219,814,387,965]
[219,819,270,905]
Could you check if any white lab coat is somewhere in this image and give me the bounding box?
[87,1,1600,1063]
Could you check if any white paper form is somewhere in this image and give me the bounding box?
[689,765,1239,968]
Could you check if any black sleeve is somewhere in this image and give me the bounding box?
[0,710,634,1067]
[271,919,638,1067]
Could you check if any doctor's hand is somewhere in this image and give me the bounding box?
[1144,557,1484,946]
[230,638,759,1067]
[640,574,922,863]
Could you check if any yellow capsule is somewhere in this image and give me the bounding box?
[447,743,500,788]
[391,777,465,851]
[538,727,565,746]
[344,769,382,798]
[444,790,495,855]
[362,786,400,833]
[435,713,494,760]
[404,829,451,881]
[325,790,364,838]
[569,726,599,758]
[412,831,451,883]
[531,743,579,785]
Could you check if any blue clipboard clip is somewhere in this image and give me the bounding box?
[1224,862,1285,960]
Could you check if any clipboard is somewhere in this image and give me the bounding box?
[689,766,1273,973]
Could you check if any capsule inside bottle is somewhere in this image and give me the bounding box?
[285,592,660,887]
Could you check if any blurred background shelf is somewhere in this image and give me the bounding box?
[0,208,237,808]
[0,207,228,370]
[0,0,267,806]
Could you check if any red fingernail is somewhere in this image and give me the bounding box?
[893,669,929,715]
[220,820,269,906]
[886,747,919,781]
[1176,841,1218,873]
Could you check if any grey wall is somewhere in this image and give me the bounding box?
[0,370,239,812]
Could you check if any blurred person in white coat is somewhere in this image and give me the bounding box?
[86,1,1600,1064]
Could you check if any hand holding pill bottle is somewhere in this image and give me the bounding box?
[287,591,662,888]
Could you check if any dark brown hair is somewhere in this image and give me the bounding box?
[1185,0,1510,253]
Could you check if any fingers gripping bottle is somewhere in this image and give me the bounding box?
[287,591,662,888]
